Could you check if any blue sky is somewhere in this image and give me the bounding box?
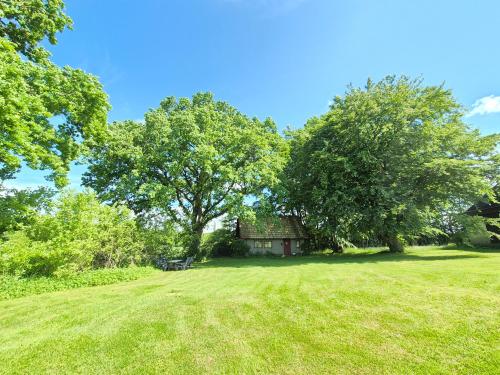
[10,0,500,189]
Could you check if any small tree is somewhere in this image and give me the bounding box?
[284,76,499,252]
[83,93,288,256]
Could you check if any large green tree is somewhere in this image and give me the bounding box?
[0,0,109,185]
[284,76,499,252]
[83,93,288,255]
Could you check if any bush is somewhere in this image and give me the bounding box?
[201,229,250,257]
[299,240,315,255]
[0,190,144,277]
[231,238,251,256]
[453,215,497,246]
[141,222,186,263]
[0,266,158,300]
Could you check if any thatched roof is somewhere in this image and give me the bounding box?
[237,216,309,239]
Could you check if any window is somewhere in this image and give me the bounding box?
[255,240,272,248]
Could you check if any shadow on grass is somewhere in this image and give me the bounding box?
[440,244,500,254]
[198,250,482,269]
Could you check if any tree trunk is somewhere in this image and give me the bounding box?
[387,236,404,253]
[187,225,204,257]
[187,197,205,257]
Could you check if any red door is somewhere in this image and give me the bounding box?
[283,238,291,256]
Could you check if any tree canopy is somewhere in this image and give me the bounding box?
[83,92,288,254]
[0,0,72,63]
[283,76,499,251]
[0,0,109,185]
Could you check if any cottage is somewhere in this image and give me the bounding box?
[236,216,309,255]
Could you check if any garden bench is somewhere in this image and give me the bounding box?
[175,257,194,271]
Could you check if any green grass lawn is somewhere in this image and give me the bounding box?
[1,246,499,374]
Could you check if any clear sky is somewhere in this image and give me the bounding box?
[10,0,500,189]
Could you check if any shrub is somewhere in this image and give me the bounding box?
[453,215,497,246]
[231,238,251,256]
[0,190,144,277]
[201,229,250,257]
[0,267,158,300]
[299,240,315,255]
[140,222,186,263]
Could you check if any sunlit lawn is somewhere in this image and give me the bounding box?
[0,246,499,374]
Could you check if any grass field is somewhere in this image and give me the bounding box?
[0,246,499,374]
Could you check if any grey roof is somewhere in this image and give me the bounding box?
[238,216,309,240]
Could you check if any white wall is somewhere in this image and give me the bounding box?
[246,239,301,255]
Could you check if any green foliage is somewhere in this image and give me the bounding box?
[140,221,186,261]
[0,184,54,235]
[452,214,499,246]
[0,1,109,185]
[283,76,500,252]
[84,92,288,255]
[298,240,318,255]
[230,238,251,257]
[0,190,143,277]
[0,0,72,63]
[0,266,157,300]
[201,229,250,257]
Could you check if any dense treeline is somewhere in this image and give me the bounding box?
[1,1,499,279]
[277,77,500,252]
